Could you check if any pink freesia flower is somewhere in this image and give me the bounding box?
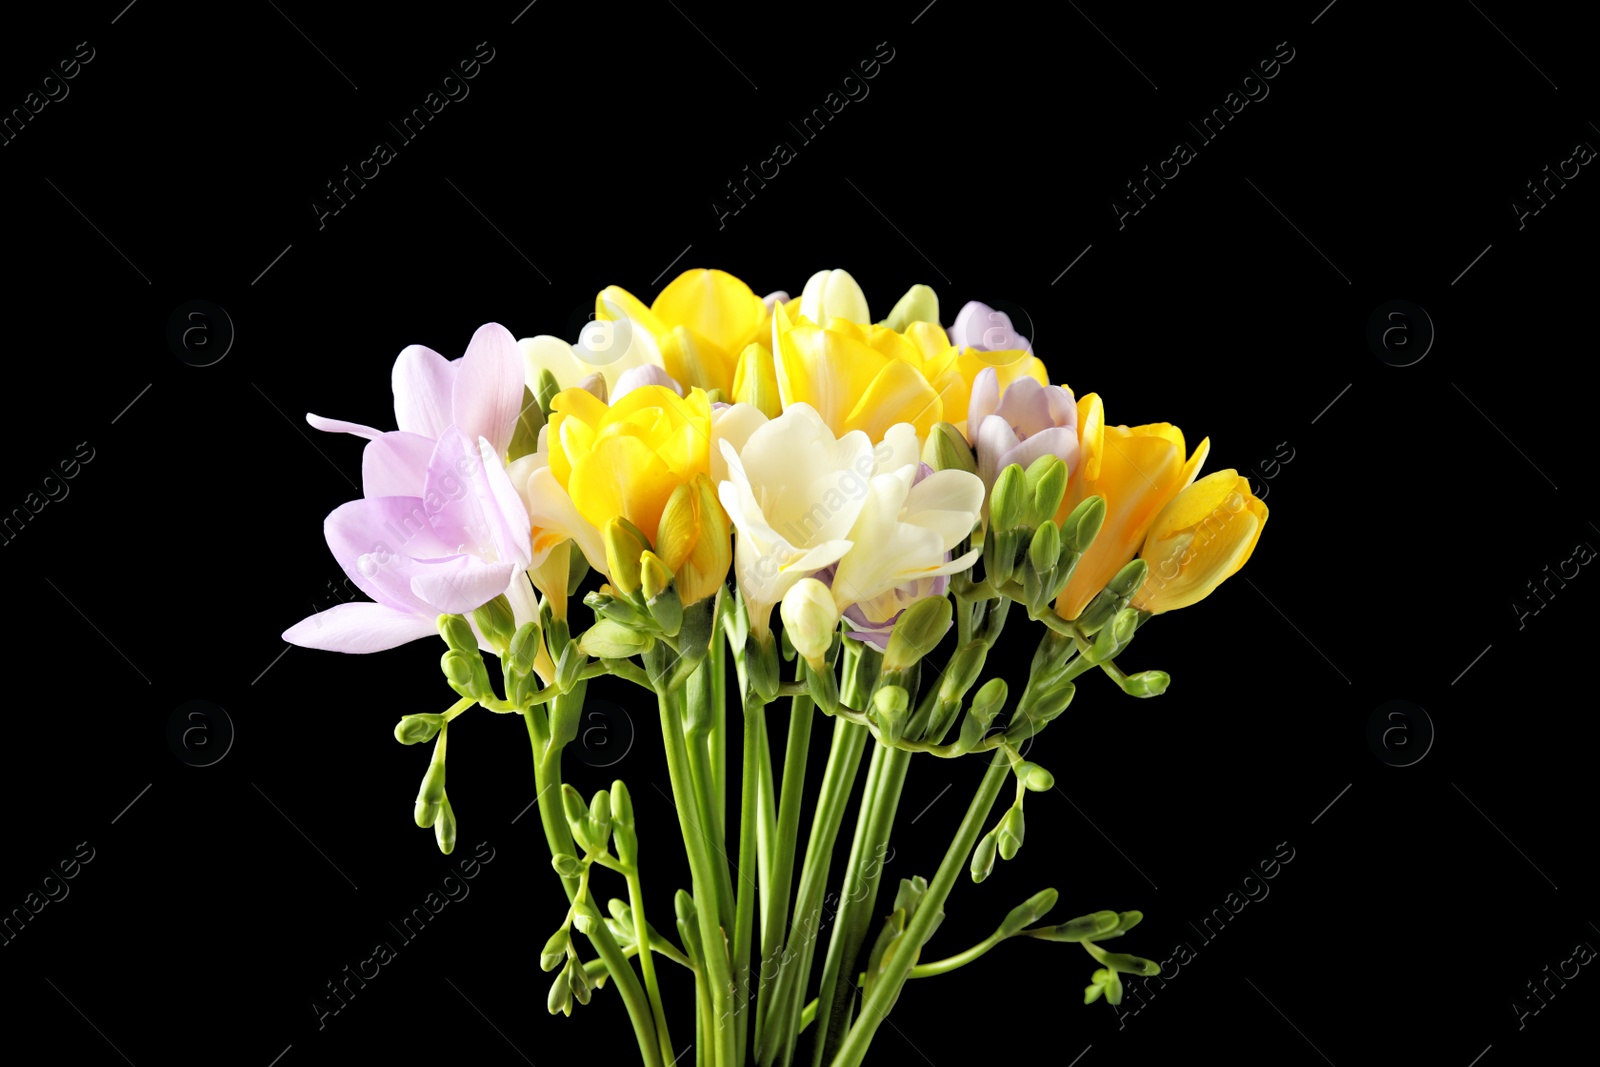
[283,324,535,653]
[966,367,1079,496]
[947,300,1033,354]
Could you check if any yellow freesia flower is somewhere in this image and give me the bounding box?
[656,474,732,606]
[546,383,714,550]
[1131,471,1267,613]
[771,300,1048,443]
[1053,398,1210,621]
[596,269,769,396]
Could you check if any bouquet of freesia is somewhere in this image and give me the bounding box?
[286,268,1268,1067]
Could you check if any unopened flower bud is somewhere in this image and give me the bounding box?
[508,621,543,673]
[540,929,570,972]
[439,613,478,653]
[603,518,652,599]
[471,595,517,655]
[414,759,446,829]
[1121,670,1170,697]
[1060,495,1106,554]
[780,579,837,671]
[434,794,457,854]
[1013,760,1055,792]
[610,780,634,831]
[871,685,910,744]
[884,283,939,332]
[997,805,1025,861]
[970,829,998,883]
[1032,910,1122,942]
[394,713,445,746]
[552,853,585,879]
[882,594,952,672]
[990,464,1026,533]
[548,967,573,1016]
[999,887,1059,937]
[1023,454,1067,528]
[578,619,652,660]
[922,421,976,475]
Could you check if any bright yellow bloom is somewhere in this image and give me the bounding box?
[1053,398,1210,621]
[732,342,782,417]
[596,269,769,396]
[656,474,732,606]
[547,384,714,549]
[771,300,1047,443]
[1131,471,1267,613]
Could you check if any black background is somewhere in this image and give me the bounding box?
[2,2,1595,1065]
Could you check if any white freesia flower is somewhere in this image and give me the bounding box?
[717,403,880,639]
[798,268,869,325]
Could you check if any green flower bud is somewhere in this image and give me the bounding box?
[1084,980,1105,1005]
[1121,670,1170,698]
[743,629,782,704]
[540,929,570,972]
[1060,495,1106,554]
[922,421,977,475]
[440,649,490,701]
[552,853,585,879]
[805,658,840,717]
[892,875,929,917]
[884,283,939,332]
[561,784,588,836]
[587,789,613,849]
[1098,967,1125,1005]
[882,594,952,672]
[438,614,477,653]
[1028,520,1061,575]
[471,595,517,655]
[508,385,545,463]
[870,685,910,744]
[434,794,457,854]
[1102,952,1161,977]
[990,464,1026,533]
[554,642,585,693]
[997,805,1025,861]
[674,889,702,964]
[1031,910,1121,942]
[607,898,633,925]
[1116,911,1144,934]
[572,898,603,936]
[970,677,1008,724]
[605,917,636,948]
[1023,454,1068,528]
[1109,558,1149,599]
[566,545,590,596]
[999,887,1058,937]
[579,618,654,660]
[603,517,652,598]
[610,780,634,831]
[703,387,728,405]
[970,829,998,883]
[394,713,445,745]
[536,369,561,419]
[548,966,573,1016]
[1012,760,1055,792]
[508,621,543,672]
[568,956,593,1005]
[413,759,446,829]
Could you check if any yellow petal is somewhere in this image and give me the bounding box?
[658,324,734,394]
[1077,393,1105,483]
[569,435,675,541]
[778,322,888,432]
[843,358,942,441]
[597,285,668,339]
[732,342,781,418]
[650,269,765,362]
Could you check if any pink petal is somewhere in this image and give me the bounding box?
[976,413,1021,490]
[409,557,517,614]
[966,367,999,443]
[362,432,437,498]
[283,601,437,653]
[1045,385,1077,427]
[1001,426,1080,479]
[612,363,684,402]
[307,413,383,439]
[392,344,456,438]
[452,323,524,457]
[422,428,528,564]
[325,496,454,613]
[994,377,1050,437]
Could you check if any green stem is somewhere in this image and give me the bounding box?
[627,867,676,1067]
[686,665,736,942]
[731,695,763,1067]
[829,757,1011,1067]
[712,592,728,834]
[760,717,869,1067]
[810,742,910,1067]
[525,696,664,1067]
[752,688,814,1052]
[793,936,1005,1034]
[656,681,739,1067]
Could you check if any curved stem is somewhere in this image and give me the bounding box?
[627,867,676,1067]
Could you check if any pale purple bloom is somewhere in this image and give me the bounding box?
[284,323,534,653]
[611,363,685,402]
[948,301,1032,354]
[966,367,1079,495]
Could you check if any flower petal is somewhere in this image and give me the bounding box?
[453,323,525,457]
[361,431,437,498]
[392,344,456,438]
[283,602,437,653]
[307,413,384,440]
[409,556,518,614]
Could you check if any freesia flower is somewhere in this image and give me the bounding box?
[1053,398,1209,622]
[283,428,532,652]
[966,367,1080,497]
[947,300,1034,355]
[717,403,880,639]
[828,440,984,650]
[798,268,870,325]
[1131,471,1267,613]
[595,269,771,396]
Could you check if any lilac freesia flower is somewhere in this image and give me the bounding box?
[966,367,1079,495]
[947,301,1033,354]
[283,323,535,653]
[611,363,684,402]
